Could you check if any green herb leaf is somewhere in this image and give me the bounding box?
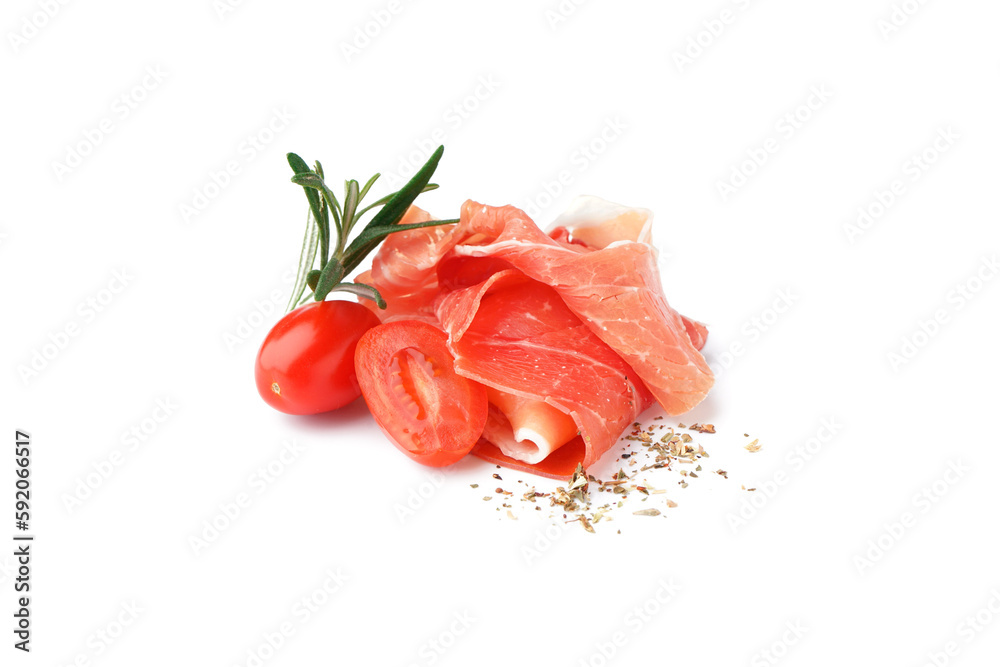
[358,173,380,203]
[361,146,444,234]
[286,209,320,312]
[306,269,321,292]
[292,171,346,254]
[287,153,329,266]
[287,154,323,222]
[332,281,386,309]
[355,183,438,220]
[312,257,346,302]
[341,218,459,275]
[283,145,453,310]
[339,179,361,253]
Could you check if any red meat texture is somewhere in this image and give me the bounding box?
[356,200,712,478]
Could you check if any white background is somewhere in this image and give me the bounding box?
[3,0,1000,665]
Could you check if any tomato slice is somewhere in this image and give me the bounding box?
[355,320,488,467]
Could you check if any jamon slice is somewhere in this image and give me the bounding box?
[547,195,654,248]
[485,388,579,464]
[473,407,591,479]
[449,201,713,415]
[358,197,713,476]
[362,200,712,414]
[436,270,654,471]
[354,206,451,324]
[547,196,708,352]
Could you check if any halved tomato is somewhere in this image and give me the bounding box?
[355,320,488,467]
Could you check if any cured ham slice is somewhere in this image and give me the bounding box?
[355,206,451,324]
[547,197,708,353]
[485,388,580,464]
[446,201,713,415]
[474,408,592,479]
[547,195,654,249]
[436,270,653,470]
[357,196,713,477]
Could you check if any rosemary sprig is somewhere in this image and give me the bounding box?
[284,146,456,311]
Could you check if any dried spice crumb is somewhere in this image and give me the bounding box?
[471,416,749,530]
[745,439,761,453]
[568,464,589,492]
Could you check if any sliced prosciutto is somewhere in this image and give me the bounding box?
[357,196,713,478]
[546,196,710,354]
[436,269,654,472]
[355,205,453,325]
[443,201,713,416]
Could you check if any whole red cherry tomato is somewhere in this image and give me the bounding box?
[255,301,381,415]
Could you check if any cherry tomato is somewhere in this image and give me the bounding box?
[355,320,488,467]
[255,301,381,415]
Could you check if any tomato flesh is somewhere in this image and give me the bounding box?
[355,320,487,467]
[255,301,381,415]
